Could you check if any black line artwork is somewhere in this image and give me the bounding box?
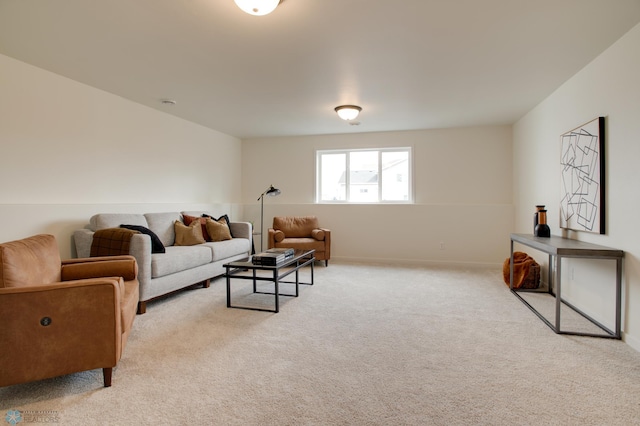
[559,117,605,234]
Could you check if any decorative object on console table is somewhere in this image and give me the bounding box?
[533,205,545,233]
[257,185,281,252]
[560,116,605,234]
[534,209,551,237]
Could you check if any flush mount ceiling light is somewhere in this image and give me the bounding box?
[234,0,282,16]
[334,105,362,121]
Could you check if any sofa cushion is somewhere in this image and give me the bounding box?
[144,212,182,247]
[90,213,148,231]
[204,238,251,262]
[150,246,213,278]
[174,220,205,246]
[205,217,232,242]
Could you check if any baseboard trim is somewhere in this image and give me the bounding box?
[332,256,500,269]
[623,332,640,352]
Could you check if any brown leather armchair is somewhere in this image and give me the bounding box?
[0,234,139,388]
[268,216,331,266]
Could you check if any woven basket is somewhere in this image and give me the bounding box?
[502,252,540,289]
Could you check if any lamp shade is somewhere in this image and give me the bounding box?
[265,185,281,196]
[335,105,362,121]
[234,0,280,16]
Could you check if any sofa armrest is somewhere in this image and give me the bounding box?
[74,230,151,286]
[320,228,331,259]
[229,221,251,240]
[267,228,278,248]
[0,279,123,387]
[62,256,138,281]
[74,228,94,258]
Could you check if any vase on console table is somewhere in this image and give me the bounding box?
[534,209,551,238]
[533,205,545,233]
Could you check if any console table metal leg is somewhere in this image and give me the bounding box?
[547,254,553,295]
[509,241,515,290]
[555,255,561,333]
[616,258,622,337]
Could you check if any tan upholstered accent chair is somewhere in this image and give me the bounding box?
[268,216,331,266]
[0,234,139,388]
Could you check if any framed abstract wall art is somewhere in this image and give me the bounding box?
[559,116,605,234]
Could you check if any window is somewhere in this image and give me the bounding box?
[316,148,412,203]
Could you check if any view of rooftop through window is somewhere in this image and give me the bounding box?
[316,148,411,203]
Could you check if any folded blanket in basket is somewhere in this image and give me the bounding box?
[502,251,540,289]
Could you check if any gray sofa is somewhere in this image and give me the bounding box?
[74,211,251,314]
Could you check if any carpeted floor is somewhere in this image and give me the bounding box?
[2,262,640,425]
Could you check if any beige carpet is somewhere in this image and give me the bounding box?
[3,262,640,425]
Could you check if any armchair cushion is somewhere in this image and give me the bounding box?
[273,216,319,238]
[0,234,61,288]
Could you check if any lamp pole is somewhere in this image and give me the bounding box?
[257,185,280,252]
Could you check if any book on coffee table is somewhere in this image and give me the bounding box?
[266,248,295,257]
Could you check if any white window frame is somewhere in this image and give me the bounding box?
[315,147,413,204]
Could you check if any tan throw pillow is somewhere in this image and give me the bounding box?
[174,220,205,246]
[205,217,232,242]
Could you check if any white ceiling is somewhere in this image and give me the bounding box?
[1,0,639,139]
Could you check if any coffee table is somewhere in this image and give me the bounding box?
[223,249,315,313]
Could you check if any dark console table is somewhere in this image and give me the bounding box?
[510,233,624,339]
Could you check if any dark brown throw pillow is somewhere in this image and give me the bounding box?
[183,214,210,241]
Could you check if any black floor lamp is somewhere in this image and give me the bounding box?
[257,185,281,252]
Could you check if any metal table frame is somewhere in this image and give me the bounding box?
[224,249,315,313]
[510,233,624,339]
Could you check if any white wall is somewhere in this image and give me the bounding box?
[0,53,243,258]
[513,24,640,347]
[242,127,513,266]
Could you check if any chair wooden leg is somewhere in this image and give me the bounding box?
[202,279,210,288]
[137,301,147,315]
[103,367,113,387]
